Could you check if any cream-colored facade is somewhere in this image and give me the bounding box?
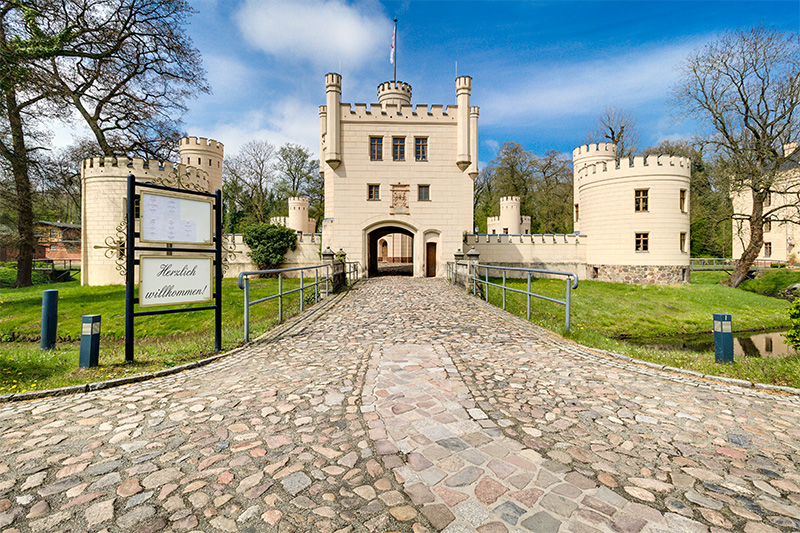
[572,143,692,283]
[732,144,800,262]
[487,196,531,235]
[319,73,478,277]
[80,137,223,286]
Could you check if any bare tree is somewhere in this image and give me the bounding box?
[223,140,278,227]
[45,0,207,158]
[674,26,800,287]
[587,106,639,159]
[0,0,205,286]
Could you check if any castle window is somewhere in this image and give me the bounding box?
[680,232,687,252]
[764,218,772,232]
[368,184,380,200]
[764,191,771,207]
[418,185,430,201]
[764,242,772,257]
[370,137,383,161]
[574,203,579,221]
[415,138,428,161]
[680,189,687,212]
[635,232,649,252]
[635,189,648,212]
[503,228,509,234]
[393,137,405,161]
[198,157,201,165]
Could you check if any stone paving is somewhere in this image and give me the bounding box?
[1,277,799,533]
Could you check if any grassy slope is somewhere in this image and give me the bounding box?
[480,271,799,388]
[0,277,318,392]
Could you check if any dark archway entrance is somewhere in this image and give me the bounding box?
[368,226,414,277]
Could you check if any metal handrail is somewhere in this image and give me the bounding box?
[238,264,331,342]
[465,263,579,332]
[345,261,363,285]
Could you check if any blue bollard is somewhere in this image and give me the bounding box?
[713,313,734,364]
[79,315,101,368]
[40,289,58,350]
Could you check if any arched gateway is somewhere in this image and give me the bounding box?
[318,73,479,278]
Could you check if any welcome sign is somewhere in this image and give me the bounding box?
[139,256,213,307]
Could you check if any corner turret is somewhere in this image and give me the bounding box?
[456,76,472,171]
[325,73,342,170]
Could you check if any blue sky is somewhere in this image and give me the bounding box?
[58,1,800,165]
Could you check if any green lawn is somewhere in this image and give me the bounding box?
[0,276,327,393]
[477,270,800,388]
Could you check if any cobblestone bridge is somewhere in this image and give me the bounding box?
[1,278,799,533]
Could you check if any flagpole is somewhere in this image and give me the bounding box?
[393,19,397,85]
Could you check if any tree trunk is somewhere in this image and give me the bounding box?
[4,86,35,287]
[726,193,764,288]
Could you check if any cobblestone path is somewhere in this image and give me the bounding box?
[1,278,800,533]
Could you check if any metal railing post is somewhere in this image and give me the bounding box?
[300,269,305,313]
[526,272,531,321]
[502,270,506,310]
[278,273,283,323]
[244,277,250,342]
[315,268,319,303]
[485,267,489,302]
[565,276,572,332]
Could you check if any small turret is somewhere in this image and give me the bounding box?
[377,81,412,107]
[179,137,224,193]
[456,76,472,171]
[325,73,342,170]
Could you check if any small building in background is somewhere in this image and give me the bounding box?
[35,221,81,261]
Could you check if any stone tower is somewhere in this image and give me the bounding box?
[179,136,224,192]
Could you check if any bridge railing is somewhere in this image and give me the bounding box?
[238,264,331,342]
[447,262,579,332]
[33,259,81,271]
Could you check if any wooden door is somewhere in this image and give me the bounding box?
[426,242,436,277]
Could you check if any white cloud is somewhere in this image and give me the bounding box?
[203,53,257,98]
[194,96,321,158]
[235,0,391,70]
[480,40,701,125]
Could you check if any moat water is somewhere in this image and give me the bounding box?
[633,330,798,358]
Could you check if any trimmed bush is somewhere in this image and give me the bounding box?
[242,224,298,270]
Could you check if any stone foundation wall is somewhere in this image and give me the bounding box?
[589,264,690,284]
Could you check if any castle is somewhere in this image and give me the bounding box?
[80,73,693,286]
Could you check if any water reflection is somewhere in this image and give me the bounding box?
[638,331,797,358]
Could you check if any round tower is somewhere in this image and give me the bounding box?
[455,76,472,171]
[179,137,224,193]
[499,196,522,234]
[377,81,412,107]
[325,73,342,170]
[287,197,310,233]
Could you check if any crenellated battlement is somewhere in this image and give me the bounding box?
[342,102,456,121]
[500,196,521,205]
[576,154,691,181]
[326,72,342,88]
[455,76,472,93]
[81,156,210,189]
[572,142,616,158]
[180,136,224,155]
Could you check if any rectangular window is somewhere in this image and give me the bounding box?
[764,242,772,257]
[415,138,428,161]
[635,189,649,212]
[680,189,687,213]
[49,244,57,251]
[370,137,383,161]
[574,203,579,221]
[368,184,380,200]
[418,185,430,201]
[635,232,649,252]
[764,218,772,232]
[764,191,771,207]
[680,232,687,252]
[503,228,509,234]
[393,137,405,161]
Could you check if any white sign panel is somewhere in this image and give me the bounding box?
[139,256,213,307]
[140,192,213,244]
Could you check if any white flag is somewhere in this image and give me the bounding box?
[390,25,395,64]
